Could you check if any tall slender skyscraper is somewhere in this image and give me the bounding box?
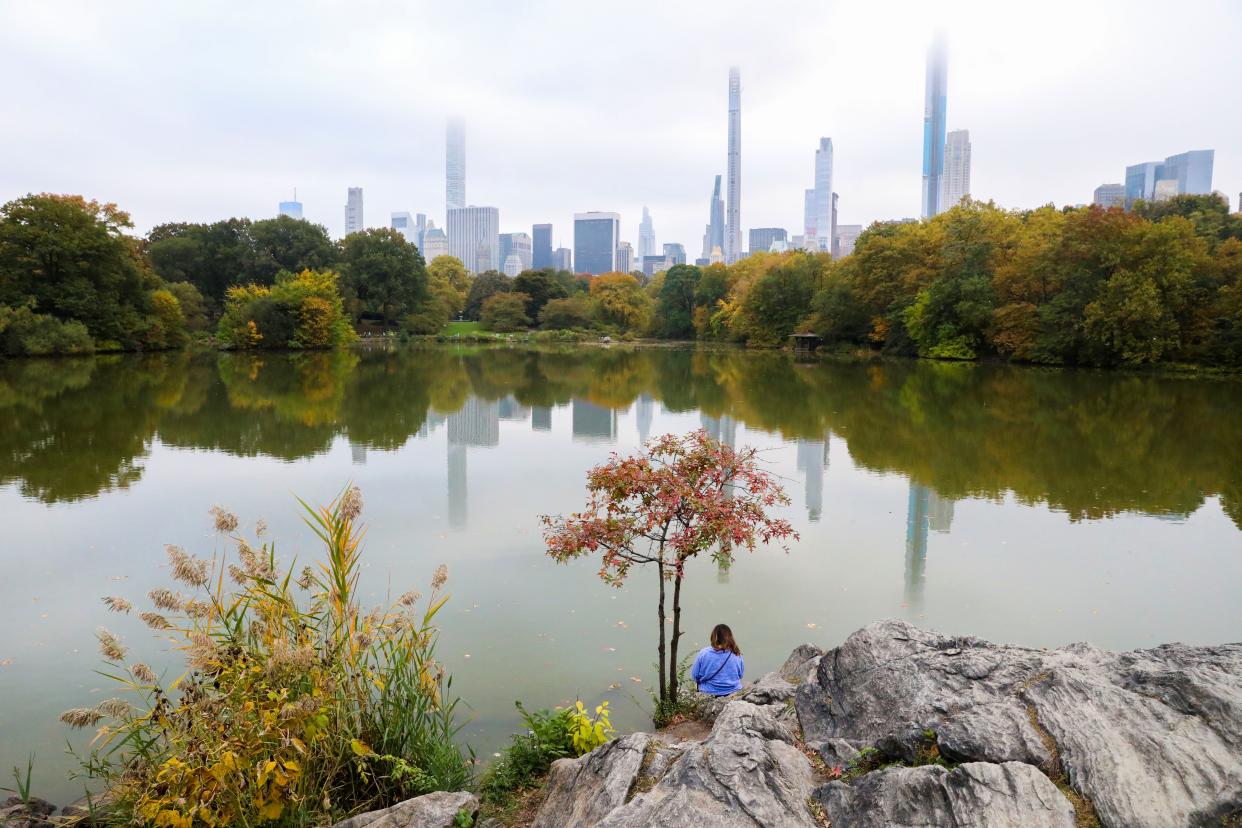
[921,36,948,219]
[725,67,741,262]
[702,175,725,259]
[532,223,553,269]
[638,207,656,261]
[941,129,971,210]
[344,187,364,235]
[446,119,465,215]
[811,138,834,249]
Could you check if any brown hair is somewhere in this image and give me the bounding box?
[710,623,741,656]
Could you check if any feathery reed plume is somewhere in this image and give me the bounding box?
[228,564,248,585]
[131,663,157,684]
[96,628,127,662]
[237,539,273,580]
[255,518,268,537]
[210,506,239,534]
[297,566,314,590]
[184,599,211,619]
[431,564,448,592]
[187,631,219,670]
[399,590,421,607]
[148,588,185,612]
[95,698,132,718]
[166,545,209,589]
[103,596,132,614]
[60,708,104,729]
[340,486,363,522]
[140,611,172,630]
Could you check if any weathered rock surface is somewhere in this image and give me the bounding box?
[330,791,477,828]
[530,733,652,828]
[796,619,1242,828]
[814,761,1077,828]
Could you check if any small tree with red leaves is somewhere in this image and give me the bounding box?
[541,430,797,706]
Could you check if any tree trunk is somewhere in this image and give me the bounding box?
[656,559,667,703]
[669,570,684,703]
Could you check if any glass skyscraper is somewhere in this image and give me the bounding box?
[1125,150,1214,207]
[344,187,364,235]
[921,36,948,219]
[573,212,620,275]
[940,129,971,210]
[725,67,741,262]
[532,223,553,270]
[446,119,465,215]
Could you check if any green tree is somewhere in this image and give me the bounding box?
[250,216,338,283]
[338,229,427,325]
[539,295,594,330]
[513,269,569,320]
[165,281,210,332]
[0,194,160,348]
[590,273,651,332]
[464,271,511,320]
[217,270,356,349]
[729,255,820,345]
[655,264,701,338]
[146,219,257,308]
[480,291,531,332]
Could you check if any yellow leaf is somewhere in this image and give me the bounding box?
[258,800,284,821]
[290,738,307,754]
[350,738,374,757]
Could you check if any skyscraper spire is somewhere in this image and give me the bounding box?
[446,118,466,217]
[921,35,948,219]
[725,66,741,263]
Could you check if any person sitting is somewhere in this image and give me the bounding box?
[690,623,745,696]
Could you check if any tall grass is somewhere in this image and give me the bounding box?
[64,487,471,828]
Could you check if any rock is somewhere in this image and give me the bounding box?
[330,791,477,828]
[779,644,823,683]
[58,794,114,827]
[794,619,1242,828]
[594,702,817,827]
[696,671,799,723]
[814,761,1077,828]
[0,798,56,828]
[530,734,652,828]
[807,738,860,769]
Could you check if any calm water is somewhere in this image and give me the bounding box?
[2,345,1240,802]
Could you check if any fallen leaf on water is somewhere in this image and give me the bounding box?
[607,683,620,690]
[604,646,616,652]
[805,623,817,629]
[629,676,643,683]
[0,659,13,667]
[463,654,471,659]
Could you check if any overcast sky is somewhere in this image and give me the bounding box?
[2,0,1239,253]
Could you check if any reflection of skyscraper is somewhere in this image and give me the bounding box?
[796,439,828,522]
[447,444,467,529]
[701,413,737,448]
[571,399,617,443]
[497,395,529,422]
[635,394,654,443]
[905,481,956,609]
[445,397,500,530]
[351,443,367,465]
[532,406,552,431]
[416,411,447,440]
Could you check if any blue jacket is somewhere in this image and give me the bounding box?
[691,646,744,696]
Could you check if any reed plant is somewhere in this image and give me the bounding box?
[64,487,471,828]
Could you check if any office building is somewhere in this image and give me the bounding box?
[278,194,303,220]
[421,225,448,260]
[532,223,553,269]
[833,224,863,258]
[643,255,673,276]
[616,241,634,274]
[447,206,499,274]
[1125,150,1215,207]
[701,175,725,260]
[809,138,834,249]
[749,227,787,254]
[663,243,686,266]
[832,192,838,253]
[725,67,742,262]
[941,129,971,210]
[921,35,949,219]
[391,211,415,242]
[639,207,656,260]
[446,119,465,214]
[1093,183,1125,208]
[503,254,522,277]
[552,247,572,271]
[499,232,532,272]
[344,187,364,235]
[573,211,621,274]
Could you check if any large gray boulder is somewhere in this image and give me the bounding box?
[330,791,477,828]
[530,734,652,828]
[814,762,1076,828]
[1,798,55,828]
[795,619,1242,828]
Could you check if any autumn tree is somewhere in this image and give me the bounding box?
[464,271,511,320]
[542,431,796,707]
[479,291,531,332]
[589,272,652,333]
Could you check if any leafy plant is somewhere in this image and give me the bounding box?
[1,754,36,805]
[63,487,470,828]
[568,701,615,756]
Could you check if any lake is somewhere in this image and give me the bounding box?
[2,344,1240,803]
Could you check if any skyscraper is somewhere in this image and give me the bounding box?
[639,207,656,261]
[552,248,572,271]
[803,189,816,244]
[447,206,499,274]
[499,232,532,271]
[701,175,725,260]
[941,129,971,210]
[812,138,834,250]
[446,119,465,215]
[391,211,415,241]
[1125,150,1215,207]
[279,192,303,220]
[833,225,863,258]
[725,67,741,262]
[415,213,428,250]
[1093,183,1125,208]
[749,227,787,253]
[663,243,686,266]
[573,212,620,275]
[502,255,522,277]
[421,225,448,260]
[532,223,553,269]
[921,35,948,219]
[616,241,634,274]
[344,187,364,235]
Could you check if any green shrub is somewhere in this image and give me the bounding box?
[0,305,95,356]
[218,270,356,350]
[64,487,470,828]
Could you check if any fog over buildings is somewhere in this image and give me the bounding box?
[1,1,1238,249]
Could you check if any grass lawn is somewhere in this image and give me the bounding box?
[442,320,482,335]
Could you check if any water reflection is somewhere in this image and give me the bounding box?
[1,346,1240,529]
[904,483,957,611]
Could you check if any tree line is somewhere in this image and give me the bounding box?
[2,191,1240,366]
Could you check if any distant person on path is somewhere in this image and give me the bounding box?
[691,623,745,696]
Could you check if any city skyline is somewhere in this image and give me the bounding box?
[2,1,1239,248]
